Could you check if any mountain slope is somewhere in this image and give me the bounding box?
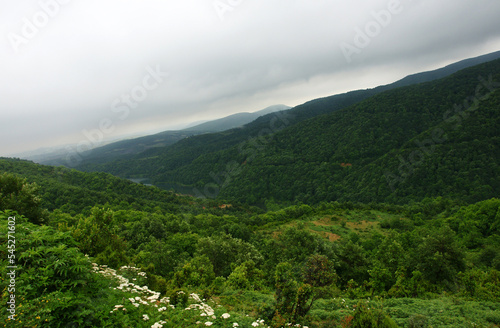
[75,51,500,180]
[0,158,204,214]
[217,58,500,204]
[41,105,290,167]
[388,50,500,88]
[101,57,500,205]
[183,104,290,132]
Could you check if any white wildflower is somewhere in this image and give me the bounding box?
[222,313,231,319]
[190,293,202,303]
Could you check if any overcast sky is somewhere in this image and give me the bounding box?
[1,0,500,156]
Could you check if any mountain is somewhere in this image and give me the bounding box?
[74,51,500,203]
[387,50,500,89]
[38,105,290,167]
[183,104,290,132]
[0,157,199,214]
[72,51,494,171]
[8,145,75,165]
[216,58,500,204]
[52,130,201,166]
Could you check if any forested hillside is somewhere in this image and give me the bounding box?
[75,58,500,206]
[0,158,203,216]
[41,105,290,167]
[74,52,500,195]
[1,159,500,327]
[218,59,500,204]
[183,105,291,133]
[2,53,500,328]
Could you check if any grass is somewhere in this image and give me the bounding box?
[309,296,500,327]
[263,209,401,243]
[215,290,500,327]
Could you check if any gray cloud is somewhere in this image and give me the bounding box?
[1,0,500,155]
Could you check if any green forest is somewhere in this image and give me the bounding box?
[1,157,500,327]
[1,57,500,327]
[74,59,500,207]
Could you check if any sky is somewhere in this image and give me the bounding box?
[1,0,500,156]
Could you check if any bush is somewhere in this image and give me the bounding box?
[486,313,500,325]
[209,276,227,295]
[0,173,47,224]
[173,255,215,288]
[169,289,189,308]
[349,302,398,328]
[226,260,264,290]
[0,212,112,327]
[407,314,428,328]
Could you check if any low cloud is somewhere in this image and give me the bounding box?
[1,0,500,155]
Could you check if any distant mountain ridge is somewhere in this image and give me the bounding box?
[33,105,290,166]
[184,105,291,132]
[216,58,500,204]
[386,50,500,89]
[72,50,500,191]
[71,52,500,206]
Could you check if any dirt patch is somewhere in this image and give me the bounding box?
[322,231,341,242]
[312,217,332,226]
[346,220,377,230]
[272,231,282,239]
[308,229,341,242]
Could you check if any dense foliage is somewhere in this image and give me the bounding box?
[72,59,500,208]
[2,56,500,327]
[1,161,500,327]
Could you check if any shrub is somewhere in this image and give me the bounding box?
[349,302,398,328]
[407,314,428,328]
[173,255,215,288]
[226,260,264,290]
[169,289,189,308]
[0,173,47,224]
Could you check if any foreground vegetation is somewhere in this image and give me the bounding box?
[1,162,499,327]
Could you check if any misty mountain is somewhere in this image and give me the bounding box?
[73,51,500,196]
[183,105,291,132]
[39,105,290,166]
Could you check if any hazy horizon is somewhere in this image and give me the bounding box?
[2,0,500,156]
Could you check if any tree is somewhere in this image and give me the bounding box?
[273,262,299,323]
[303,254,335,285]
[196,233,263,277]
[71,207,128,267]
[0,172,47,224]
[226,260,264,290]
[272,261,317,326]
[414,225,466,285]
[336,240,370,286]
[173,255,215,288]
[369,233,406,293]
